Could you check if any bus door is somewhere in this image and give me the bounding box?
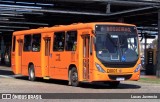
[17,39,23,74]
[82,35,90,80]
[44,37,51,77]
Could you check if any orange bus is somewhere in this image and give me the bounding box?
[11,22,141,87]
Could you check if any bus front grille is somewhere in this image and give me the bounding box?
[108,74,132,80]
[102,62,136,68]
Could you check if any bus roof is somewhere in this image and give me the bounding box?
[13,22,136,35]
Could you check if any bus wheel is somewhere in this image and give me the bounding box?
[28,65,36,81]
[108,81,120,88]
[70,67,80,87]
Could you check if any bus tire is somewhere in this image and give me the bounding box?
[28,65,36,81]
[108,81,120,88]
[69,67,80,87]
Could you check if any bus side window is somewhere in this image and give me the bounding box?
[23,35,31,51]
[53,32,65,51]
[32,34,41,52]
[65,31,77,51]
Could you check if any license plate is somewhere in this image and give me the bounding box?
[116,77,125,81]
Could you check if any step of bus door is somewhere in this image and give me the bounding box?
[82,80,89,82]
[43,76,50,80]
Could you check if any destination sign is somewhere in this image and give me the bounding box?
[95,25,136,33]
[106,26,131,32]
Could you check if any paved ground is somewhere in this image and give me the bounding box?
[0,66,160,102]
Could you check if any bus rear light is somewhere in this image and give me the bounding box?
[95,63,105,73]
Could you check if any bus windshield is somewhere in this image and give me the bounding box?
[95,25,139,63]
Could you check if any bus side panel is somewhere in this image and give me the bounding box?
[11,52,16,74]
[50,31,78,80]
[14,35,23,74]
[41,33,52,77]
[62,52,77,80]
[20,36,28,76]
[11,36,16,74]
[48,34,55,78]
[21,52,42,77]
[50,52,78,80]
[88,35,95,82]
[50,52,69,80]
[76,30,83,81]
[31,52,41,77]
[21,52,29,76]
[41,34,45,77]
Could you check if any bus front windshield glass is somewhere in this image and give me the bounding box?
[95,25,139,63]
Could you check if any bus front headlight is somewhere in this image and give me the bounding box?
[134,64,141,72]
[96,63,105,73]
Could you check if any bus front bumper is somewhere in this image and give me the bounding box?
[90,70,140,82]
